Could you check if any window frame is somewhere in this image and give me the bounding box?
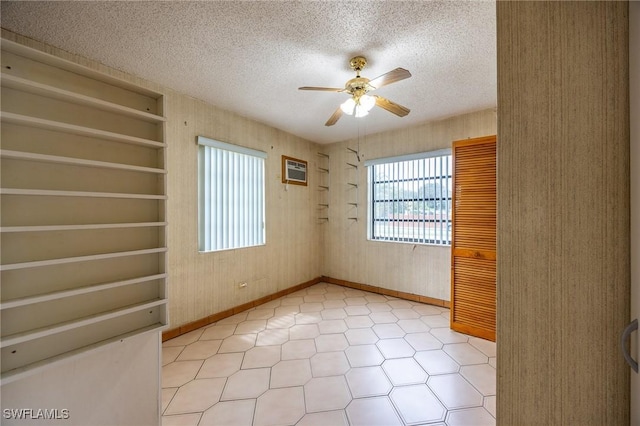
[197,136,267,252]
[366,149,453,246]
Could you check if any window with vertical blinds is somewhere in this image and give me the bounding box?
[366,149,452,245]
[198,136,266,252]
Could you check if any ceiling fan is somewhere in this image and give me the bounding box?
[299,56,412,126]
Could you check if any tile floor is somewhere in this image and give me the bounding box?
[161,282,496,426]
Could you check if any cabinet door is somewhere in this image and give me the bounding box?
[451,135,496,341]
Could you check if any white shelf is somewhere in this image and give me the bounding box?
[0,299,166,348]
[317,153,330,223]
[0,187,167,200]
[0,273,168,310]
[0,247,167,271]
[1,112,165,148]
[0,149,166,174]
[1,39,163,99]
[0,222,167,233]
[1,74,166,123]
[346,148,359,221]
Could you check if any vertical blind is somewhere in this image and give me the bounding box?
[365,149,452,245]
[198,136,266,252]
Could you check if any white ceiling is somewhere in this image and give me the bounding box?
[0,1,496,144]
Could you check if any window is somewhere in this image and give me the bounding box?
[198,136,266,252]
[366,149,452,245]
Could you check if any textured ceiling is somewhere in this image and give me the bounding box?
[0,1,496,144]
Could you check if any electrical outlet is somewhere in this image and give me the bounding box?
[238,282,248,289]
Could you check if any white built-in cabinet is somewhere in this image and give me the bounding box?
[0,39,168,382]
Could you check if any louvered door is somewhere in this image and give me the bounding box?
[451,135,496,341]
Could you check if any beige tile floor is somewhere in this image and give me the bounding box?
[162,282,496,426]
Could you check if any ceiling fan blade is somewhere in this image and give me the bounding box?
[325,107,343,126]
[374,95,410,117]
[298,86,344,92]
[368,68,412,90]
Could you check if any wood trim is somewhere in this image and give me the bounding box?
[162,276,450,341]
[321,276,450,308]
[162,277,322,341]
[449,134,496,148]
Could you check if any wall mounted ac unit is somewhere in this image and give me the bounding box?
[282,155,307,186]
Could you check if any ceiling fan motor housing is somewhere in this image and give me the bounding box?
[349,56,368,73]
[345,77,371,97]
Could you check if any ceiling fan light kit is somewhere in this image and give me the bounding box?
[299,56,412,126]
[340,94,375,117]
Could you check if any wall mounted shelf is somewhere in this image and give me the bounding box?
[0,248,168,272]
[346,147,360,221]
[316,152,330,223]
[1,273,167,310]
[1,74,166,123]
[0,222,167,233]
[0,112,165,148]
[0,150,166,174]
[0,188,167,199]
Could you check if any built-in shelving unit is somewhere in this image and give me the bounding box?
[317,152,330,222]
[0,38,168,383]
[346,147,360,221]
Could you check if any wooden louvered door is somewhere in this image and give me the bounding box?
[451,135,497,341]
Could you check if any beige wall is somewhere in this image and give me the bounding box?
[164,94,322,327]
[322,109,496,301]
[496,2,629,424]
